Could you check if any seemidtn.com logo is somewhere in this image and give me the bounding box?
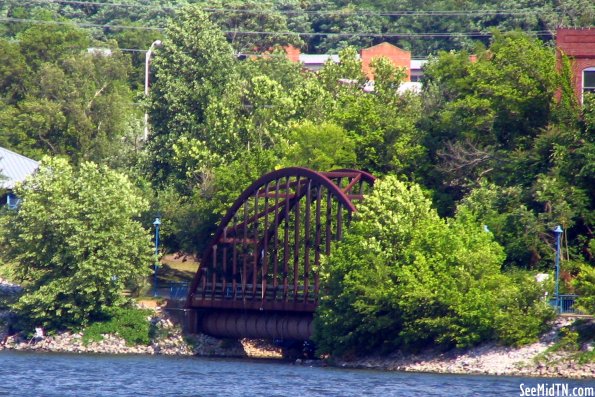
[520,383,595,397]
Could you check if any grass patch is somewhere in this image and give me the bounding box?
[536,319,595,364]
[83,307,154,346]
[158,254,199,282]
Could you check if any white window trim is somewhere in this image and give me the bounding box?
[582,66,595,103]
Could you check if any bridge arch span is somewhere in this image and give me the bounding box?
[187,167,375,339]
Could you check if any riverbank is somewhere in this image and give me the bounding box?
[2,314,593,379]
[1,311,282,359]
[333,316,594,379]
[1,274,593,379]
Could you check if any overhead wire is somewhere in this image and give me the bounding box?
[0,17,163,30]
[0,17,554,38]
[19,0,554,17]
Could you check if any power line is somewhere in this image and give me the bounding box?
[25,0,174,10]
[21,0,557,17]
[0,17,555,38]
[119,48,148,52]
[0,17,163,30]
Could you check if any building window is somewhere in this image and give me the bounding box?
[6,192,20,209]
[584,67,595,100]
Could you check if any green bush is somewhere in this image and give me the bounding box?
[574,264,595,314]
[538,320,595,364]
[83,307,153,346]
[0,158,153,332]
[314,177,555,356]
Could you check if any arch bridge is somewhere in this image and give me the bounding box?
[186,167,375,340]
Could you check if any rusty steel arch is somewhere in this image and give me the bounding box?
[186,167,375,339]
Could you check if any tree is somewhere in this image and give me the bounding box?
[0,23,135,165]
[321,48,425,176]
[193,0,303,52]
[574,264,595,315]
[282,121,356,170]
[419,32,561,212]
[0,38,27,103]
[314,176,553,356]
[0,157,152,331]
[147,5,239,184]
[17,23,90,68]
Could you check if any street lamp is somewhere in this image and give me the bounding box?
[553,225,563,312]
[153,217,161,297]
[144,39,162,141]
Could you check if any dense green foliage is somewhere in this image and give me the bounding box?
[2,0,593,56]
[421,36,594,273]
[83,307,153,346]
[0,158,152,331]
[0,2,593,350]
[574,264,595,315]
[0,24,136,165]
[314,177,554,355]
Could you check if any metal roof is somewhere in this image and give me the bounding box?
[0,146,39,189]
[299,54,342,64]
[410,59,428,70]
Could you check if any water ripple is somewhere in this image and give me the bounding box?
[0,351,592,397]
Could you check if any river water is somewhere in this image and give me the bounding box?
[0,351,592,396]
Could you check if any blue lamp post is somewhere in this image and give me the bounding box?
[153,217,161,297]
[553,225,563,312]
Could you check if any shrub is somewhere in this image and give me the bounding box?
[83,307,153,346]
[314,176,554,356]
[574,264,595,315]
[0,158,152,331]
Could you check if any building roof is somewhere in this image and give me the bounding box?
[410,59,428,70]
[0,146,39,189]
[299,54,342,65]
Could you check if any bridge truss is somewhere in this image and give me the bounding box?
[186,167,375,339]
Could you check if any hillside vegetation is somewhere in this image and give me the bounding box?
[0,2,593,355]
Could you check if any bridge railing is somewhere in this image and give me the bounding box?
[549,294,582,314]
[202,282,317,301]
[155,282,189,301]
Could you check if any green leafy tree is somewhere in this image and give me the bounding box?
[282,121,356,170]
[322,49,424,176]
[0,23,135,165]
[0,38,27,103]
[417,32,593,272]
[574,264,595,315]
[193,0,303,52]
[314,176,553,356]
[148,5,238,184]
[422,32,558,163]
[0,157,152,331]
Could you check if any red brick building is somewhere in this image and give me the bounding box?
[284,42,423,82]
[556,28,595,103]
[359,42,412,81]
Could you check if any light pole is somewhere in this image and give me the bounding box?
[153,217,161,297]
[144,39,162,141]
[553,225,563,312]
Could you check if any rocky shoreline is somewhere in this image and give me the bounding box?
[333,317,594,379]
[2,316,593,379]
[1,278,593,379]
[0,312,282,359]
